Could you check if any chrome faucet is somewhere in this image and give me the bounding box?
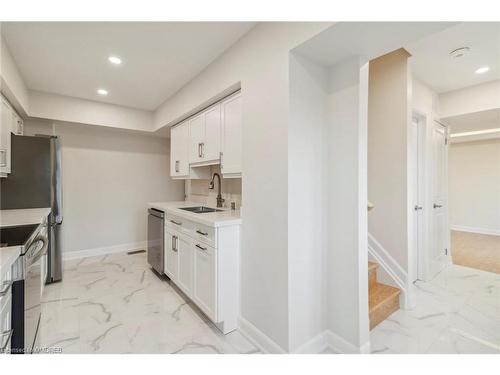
[209,172,225,208]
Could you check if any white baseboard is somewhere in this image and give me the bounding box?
[293,332,329,354]
[237,316,286,354]
[450,225,500,236]
[62,241,147,261]
[325,331,370,354]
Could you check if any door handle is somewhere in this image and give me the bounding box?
[195,244,207,251]
[196,230,208,236]
[414,205,423,211]
[175,160,179,173]
[170,220,182,226]
[200,143,204,158]
[433,203,443,209]
[198,143,203,158]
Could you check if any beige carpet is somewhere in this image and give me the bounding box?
[451,230,500,274]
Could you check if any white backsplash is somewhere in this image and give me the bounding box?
[185,165,242,209]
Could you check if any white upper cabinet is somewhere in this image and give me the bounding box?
[189,112,205,163]
[170,120,190,178]
[12,111,23,135]
[220,93,242,177]
[170,91,242,180]
[189,103,221,164]
[1,98,12,175]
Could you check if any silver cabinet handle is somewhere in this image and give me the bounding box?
[195,244,207,251]
[172,235,178,252]
[433,203,443,209]
[414,205,423,211]
[170,220,182,226]
[0,329,13,352]
[196,230,208,236]
[0,150,6,167]
[0,281,13,297]
[198,143,203,158]
[175,160,180,173]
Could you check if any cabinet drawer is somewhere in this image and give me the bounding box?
[165,213,193,234]
[192,222,215,247]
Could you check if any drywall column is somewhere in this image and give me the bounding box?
[368,49,412,295]
[288,53,328,352]
[326,56,370,353]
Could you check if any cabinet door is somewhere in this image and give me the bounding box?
[164,229,179,282]
[170,121,189,178]
[203,104,221,162]
[176,235,193,297]
[193,242,217,321]
[189,113,205,163]
[221,94,242,176]
[0,99,12,174]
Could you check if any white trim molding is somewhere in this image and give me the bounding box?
[450,225,500,236]
[62,241,148,261]
[237,317,286,354]
[368,233,412,308]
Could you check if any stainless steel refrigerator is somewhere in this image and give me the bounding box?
[0,134,63,283]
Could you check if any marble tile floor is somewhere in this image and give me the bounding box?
[370,264,500,354]
[37,252,260,354]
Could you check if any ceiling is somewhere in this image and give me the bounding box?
[1,22,255,110]
[443,108,500,134]
[293,22,455,67]
[405,22,500,93]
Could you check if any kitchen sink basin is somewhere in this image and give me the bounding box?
[179,206,222,214]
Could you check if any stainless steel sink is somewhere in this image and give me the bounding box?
[178,206,222,214]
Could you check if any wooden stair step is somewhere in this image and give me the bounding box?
[369,282,400,330]
[368,261,378,287]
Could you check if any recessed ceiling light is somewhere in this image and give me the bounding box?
[97,89,108,96]
[108,56,122,65]
[449,47,470,58]
[475,66,490,74]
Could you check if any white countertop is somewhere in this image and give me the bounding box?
[0,208,51,228]
[148,201,241,227]
[0,208,50,276]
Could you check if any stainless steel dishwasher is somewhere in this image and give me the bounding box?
[147,208,164,274]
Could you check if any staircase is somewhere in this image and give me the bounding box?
[368,261,401,330]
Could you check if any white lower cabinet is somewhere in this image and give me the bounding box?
[192,242,216,321]
[176,234,193,297]
[164,229,179,281]
[163,212,239,334]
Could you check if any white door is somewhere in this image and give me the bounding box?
[164,229,179,281]
[193,242,216,321]
[221,94,242,176]
[176,235,193,298]
[203,104,221,162]
[189,113,205,163]
[430,121,450,277]
[0,98,12,174]
[170,121,189,177]
[411,117,424,281]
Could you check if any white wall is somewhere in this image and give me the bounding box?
[368,49,411,271]
[288,53,328,351]
[29,91,154,132]
[326,57,370,351]
[440,80,500,119]
[24,119,184,255]
[153,22,332,351]
[449,139,500,235]
[0,36,29,116]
